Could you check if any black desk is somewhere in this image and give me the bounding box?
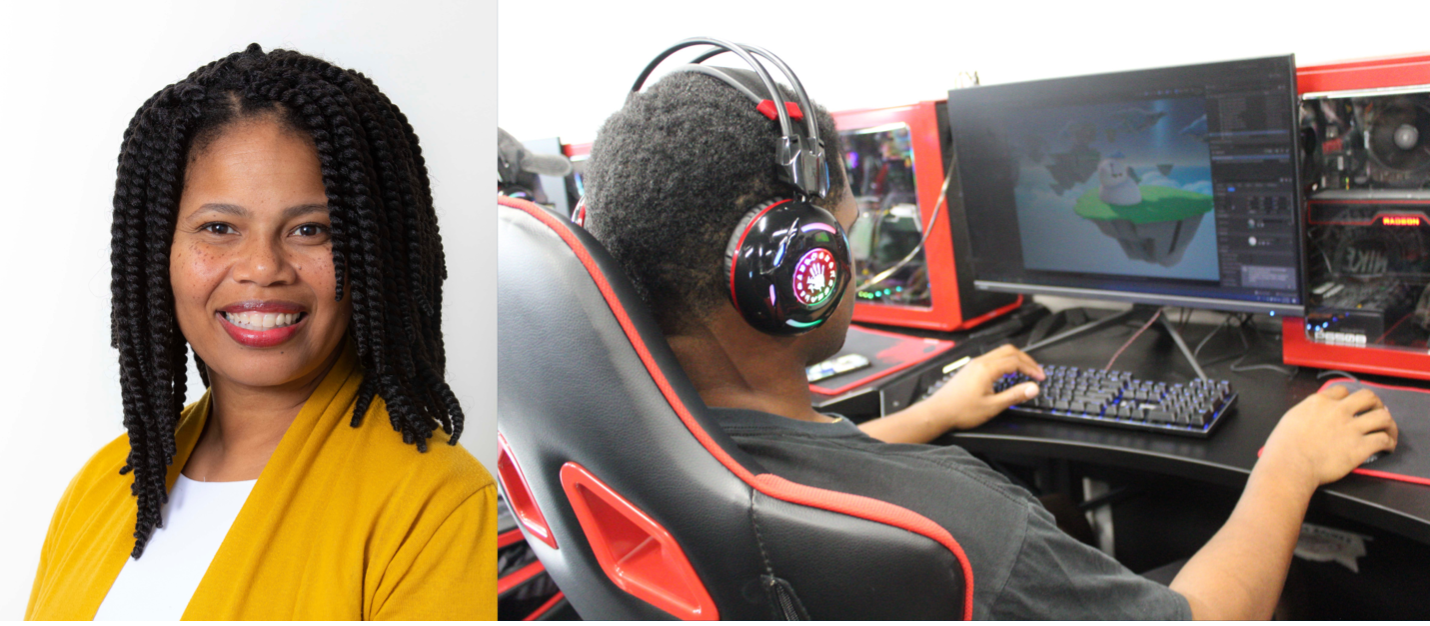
[939,311,1430,547]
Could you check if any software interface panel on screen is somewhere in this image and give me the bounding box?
[949,56,1304,314]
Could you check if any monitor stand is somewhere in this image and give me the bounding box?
[1023,304,1209,381]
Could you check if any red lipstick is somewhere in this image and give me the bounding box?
[216,300,308,348]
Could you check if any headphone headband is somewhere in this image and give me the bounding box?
[630,37,830,199]
[689,43,820,146]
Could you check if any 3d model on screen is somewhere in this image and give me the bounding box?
[1013,97,1215,269]
[1044,121,1102,196]
[1076,153,1213,267]
[1097,154,1143,205]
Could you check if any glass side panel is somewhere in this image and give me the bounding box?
[841,122,933,308]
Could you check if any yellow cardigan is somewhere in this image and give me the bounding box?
[26,346,497,620]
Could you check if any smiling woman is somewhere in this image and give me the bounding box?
[24,45,495,620]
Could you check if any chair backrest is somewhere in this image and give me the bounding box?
[496,196,972,619]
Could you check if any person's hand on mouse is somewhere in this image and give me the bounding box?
[922,343,1045,432]
[1260,385,1399,490]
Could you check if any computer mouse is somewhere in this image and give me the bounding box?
[1362,433,1406,467]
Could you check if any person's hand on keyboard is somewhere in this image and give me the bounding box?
[1262,385,1399,487]
[924,344,1045,432]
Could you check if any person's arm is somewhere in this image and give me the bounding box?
[26,464,85,619]
[1169,385,1398,620]
[859,344,1044,444]
[369,483,498,620]
[26,497,61,619]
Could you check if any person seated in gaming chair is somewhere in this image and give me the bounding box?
[581,59,1400,619]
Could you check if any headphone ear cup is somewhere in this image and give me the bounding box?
[725,198,851,336]
[724,199,781,286]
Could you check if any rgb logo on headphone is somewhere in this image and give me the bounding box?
[792,248,839,307]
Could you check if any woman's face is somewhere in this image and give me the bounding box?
[171,116,351,390]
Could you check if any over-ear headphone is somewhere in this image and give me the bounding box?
[629,37,851,336]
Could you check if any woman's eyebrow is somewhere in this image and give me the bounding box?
[283,203,330,220]
[192,203,329,219]
[199,203,247,216]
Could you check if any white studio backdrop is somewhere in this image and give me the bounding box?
[498,0,1430,144]
[0,0,496,618]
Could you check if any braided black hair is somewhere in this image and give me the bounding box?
[583,68,847,335]
[111,44,463,558]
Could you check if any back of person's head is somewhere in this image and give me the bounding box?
[584,68,847,336]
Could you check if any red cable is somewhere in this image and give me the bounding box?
[1105,309,1163,371]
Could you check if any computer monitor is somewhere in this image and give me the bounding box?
[948,55,1305,316]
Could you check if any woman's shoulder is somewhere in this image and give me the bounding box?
[54,399,208,518]
[342,399,495,498]
[57,432,132,508]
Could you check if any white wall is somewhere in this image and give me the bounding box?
[0,0,495,618]
[499,0,1429,143]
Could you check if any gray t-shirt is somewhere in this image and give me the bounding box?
[709,407,1192,620]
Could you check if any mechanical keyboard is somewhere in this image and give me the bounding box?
[924,364,1238,438]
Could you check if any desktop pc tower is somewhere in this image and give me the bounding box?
[834,102,1023,332]
[1281,53,1430,380]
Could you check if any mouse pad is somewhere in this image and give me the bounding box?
[1323,378,1430,487]
[808,325,955,397]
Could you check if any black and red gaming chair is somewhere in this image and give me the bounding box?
[496,195,973,620]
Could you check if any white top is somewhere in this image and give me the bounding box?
[93,475,257,621]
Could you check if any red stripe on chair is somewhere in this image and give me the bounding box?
[499,560,546,596]
[500,195,976,620]
[498,529,526,550]
[522,592,567,621]
[752,473,976,614]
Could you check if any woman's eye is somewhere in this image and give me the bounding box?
[293,223,330,238]
[200,223,234,235]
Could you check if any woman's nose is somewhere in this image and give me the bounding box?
[231,235,297,286]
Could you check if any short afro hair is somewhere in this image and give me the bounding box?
[584,68,847,335]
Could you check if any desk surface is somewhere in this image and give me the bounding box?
[938,312,1430,546]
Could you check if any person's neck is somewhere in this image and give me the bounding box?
[667,314,834,424]
[182,346,344,482]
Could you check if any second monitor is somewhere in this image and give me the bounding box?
[949,55,1305,317]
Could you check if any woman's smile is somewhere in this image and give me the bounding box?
[216,300,311,348]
